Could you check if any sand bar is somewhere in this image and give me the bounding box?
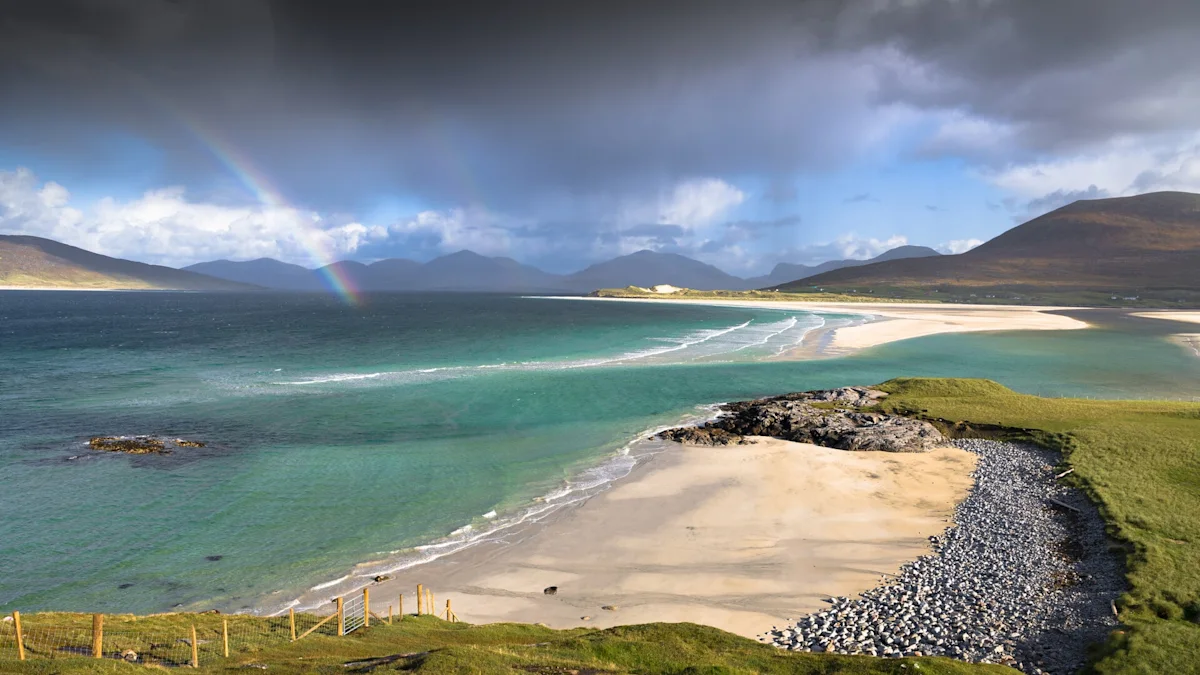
[1132,311,1200,326]
[352,438,977,638]
[569,298,1089,353]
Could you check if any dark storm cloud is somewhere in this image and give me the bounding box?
[826,0,1200,159]
[3,0,1200,212]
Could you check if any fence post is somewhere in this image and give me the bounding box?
[399,594,404,619]
[445,599,452,621]
[12,612,24,660]
[429,590,434,617]
[222,618,229,658]
[337,597,345,636]
[363,588,370,628]
[92,613,103,658]
[190,624,199,668]
[388,604,393,625]
[417,585,423,615]
[289,607,296,641]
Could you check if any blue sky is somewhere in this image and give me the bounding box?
[2,1,1198,275]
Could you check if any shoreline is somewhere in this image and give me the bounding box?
[549,297,1092,353]
[316,435,978,638]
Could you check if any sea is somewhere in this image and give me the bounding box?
[1,292,1197,616]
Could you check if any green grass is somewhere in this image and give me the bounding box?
[877,378,1200,674]
[0,612,1016,674]
[590,287,927,303]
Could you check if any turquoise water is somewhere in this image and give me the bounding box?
[1,292,1197,616]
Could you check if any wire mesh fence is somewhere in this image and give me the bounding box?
[2,587,459,667]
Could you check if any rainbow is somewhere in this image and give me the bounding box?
[180,117,363,306]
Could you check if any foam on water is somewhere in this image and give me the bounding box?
[265,402,726,616]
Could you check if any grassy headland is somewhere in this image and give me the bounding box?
[878,378,1200,673]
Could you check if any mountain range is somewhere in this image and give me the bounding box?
[776,191,1200,305]
[184,246,942,293]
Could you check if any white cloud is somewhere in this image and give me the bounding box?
[832,233,908,260]
[388,207,521,257]
[0,168,387,267]
[982,134,1200,198]
[615,178,746,231]
[658,178,746,229]
[938,238,983,254]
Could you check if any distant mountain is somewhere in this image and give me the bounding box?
[185,258,322,290]
[416,250,566,291]
[744,245,942,288]
[184,244,944,294]
[775,192,1200,304]
[563,250,748,291]
[0,235,258,291]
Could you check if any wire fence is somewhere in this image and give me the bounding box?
[1,586,459,668]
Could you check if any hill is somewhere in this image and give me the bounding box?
[563,249,748,291]
[775,192,1200,306]
[0,235,258,291]
[745,245,941,288]
[185,258,323,290]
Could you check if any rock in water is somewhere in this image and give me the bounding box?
[658,387,943,453]
[88,435,207,454]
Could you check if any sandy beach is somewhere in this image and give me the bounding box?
[574,298,1090,354]
[347,438,977,638]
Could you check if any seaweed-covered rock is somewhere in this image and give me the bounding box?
[87,436,206,454]
[658,387,943,453]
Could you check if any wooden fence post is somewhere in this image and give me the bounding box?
[222,618,229,658]
[417,585,423,615]
[363,588,370,628]
[92,613,103,658]
[12,612,25,661]
[445,599,452,621]
[399,594,404,619]
[190,624,199,668]
[289,607,296,641]
[337,597,345,636]
[429,590,434,617]
[388,604,393,625]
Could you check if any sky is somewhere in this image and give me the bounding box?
[2,0,1200,276]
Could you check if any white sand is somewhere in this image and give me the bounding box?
[357,438,977,638]
[1132,311,1200,326]
[573,298,1088,354]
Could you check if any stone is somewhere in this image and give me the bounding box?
[543,586,558,595]
[373,575,391,583]
[119,649,138,662]
[601,605,618,611]
[657,387,942,452]
[206,555,223,562]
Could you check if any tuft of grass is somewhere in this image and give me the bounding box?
[877,377,1200,673]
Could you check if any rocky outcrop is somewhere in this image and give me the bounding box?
[658,386,944,453]
[88,436,206,454]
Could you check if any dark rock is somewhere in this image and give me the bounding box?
[205,555,223,562]
[118,583,134,589]
[374,575,392,583]
[88,435,206,454]
[658,387,942,453]
[543,586,558,595]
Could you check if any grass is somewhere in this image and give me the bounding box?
[877,378,1200,674]
[590,287,927,303]
[5,378,1198,673]
[0,613,1016,673]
